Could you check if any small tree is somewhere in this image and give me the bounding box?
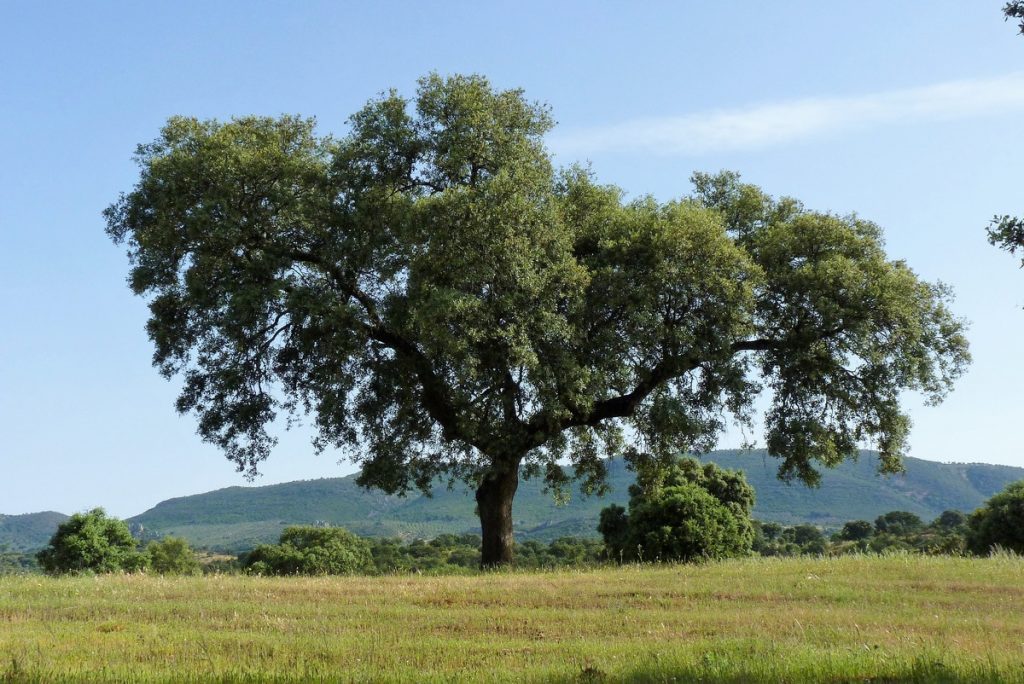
[789,524,828,554]
[36,508,147,574]
[245,526,373,575]
[874,511,924,536]
[932,510,968,532]
[839,520,873,541]
[966,481,1024,555]
[599,457,755,563]
[147,536,200,575]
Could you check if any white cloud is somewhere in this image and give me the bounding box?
[550,73,1024,157]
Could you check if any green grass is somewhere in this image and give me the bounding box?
[2,555,1023,682]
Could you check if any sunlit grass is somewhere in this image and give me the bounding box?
[1,554,1022,682]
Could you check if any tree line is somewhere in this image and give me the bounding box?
[19,462,1024,576]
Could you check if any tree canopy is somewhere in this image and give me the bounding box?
[36,508,147,574]
[106,73,969,565]
[1004,1,1024,33]
[966,481,1024,555]
[599,457,755,562]
[146,536,200,575]
[244,526,373,575]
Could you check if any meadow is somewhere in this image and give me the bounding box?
[1,555,1022,683]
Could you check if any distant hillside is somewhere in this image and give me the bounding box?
[0,512,68,551]
[125,451,1024,553]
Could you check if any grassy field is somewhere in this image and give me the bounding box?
[1,555,1022,682]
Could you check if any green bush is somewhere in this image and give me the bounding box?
[147,536,200,575]
[244,526,373,575]
[966,481,1024,555]
[36,508,147,574]
[599,457,755,563]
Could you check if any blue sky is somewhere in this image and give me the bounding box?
[1,1,1022,518]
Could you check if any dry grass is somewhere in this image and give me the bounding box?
[1,554,1023,682]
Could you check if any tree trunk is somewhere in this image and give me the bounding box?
[476,464,520,568]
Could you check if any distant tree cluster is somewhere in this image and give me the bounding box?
[756,509,969,557]
[27,477,1024,577]
[242,529,605,575]
[753,522,829,556]
[0,544,38,574]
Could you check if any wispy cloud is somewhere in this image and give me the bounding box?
[550,73,1024,157]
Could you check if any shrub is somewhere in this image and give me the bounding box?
[244,526,373,575]
[600,457,755,563]
[36,508,147,574]
[966,481,1024,555]
[147,536,200,575]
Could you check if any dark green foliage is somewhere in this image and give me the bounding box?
[245,526,374,575]
[596,505,629,558]
[626,485,753,562]
[146,536,200,575]
[987,215,1024,269]
[755,521,829,556]
[839,520,873,541]
[789,525,827,554]
[934,510,968,532]
[757,508,970,557]
[600,458,755,563]
[242,532,601,574]
[107,74,968,566]
[756,522,785,544]
[1005,2,1024,34]
[364,534,480,573]
[966,481,1024,555]
[989,6,1024,274]
[35,509,147,575]
[874,511,925,536]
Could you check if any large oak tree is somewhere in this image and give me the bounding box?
[106,74,969,566]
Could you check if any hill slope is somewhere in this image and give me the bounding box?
[125,451,1024,552]
[0,512,69,551]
